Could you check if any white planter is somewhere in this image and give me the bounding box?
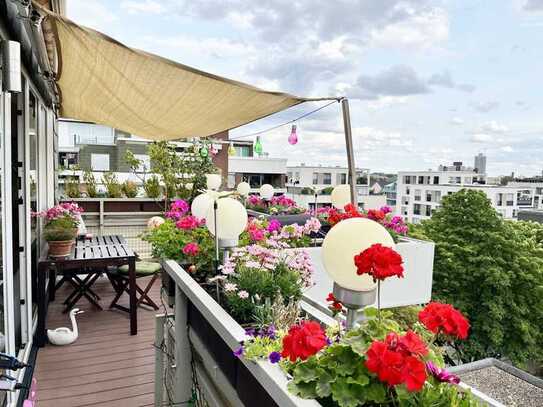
[303,237,435,309]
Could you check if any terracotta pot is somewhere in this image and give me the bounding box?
[47,240,74,257]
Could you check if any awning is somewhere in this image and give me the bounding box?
[36,6,334,141]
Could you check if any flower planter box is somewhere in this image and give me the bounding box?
[161,259,322,407]
[247,209,312,226]
[302,237,435,311]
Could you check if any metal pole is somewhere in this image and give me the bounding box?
[341,98,358,207]
[174,285,192,404]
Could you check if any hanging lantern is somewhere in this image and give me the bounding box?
[228,142,236,156]
[288,124,298,145]
[210,145,218,157]
[254,136,263,155]
[199,145,209,158]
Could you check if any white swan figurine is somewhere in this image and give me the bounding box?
[47,308,84,345]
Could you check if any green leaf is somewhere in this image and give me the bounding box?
[287,380,318,399]
[315,370,334,398]
[330,378,365,407]
[364,307,379,318]
[292,361,321,383]
[363,382,387,404]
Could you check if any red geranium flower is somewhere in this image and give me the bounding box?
[281,321,328,362]
[367,209,386,221]
[365,331,428,392]
[326,292,343,310]
[354,243,404,281]
[401,356,427,392]
[419,302,470,340]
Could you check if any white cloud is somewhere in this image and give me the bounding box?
[480,121,509,134]
[450,117,464,125]
[470,133,493,143]
[67,0,118,31]
[121,0,166,14]
[471,101,500,113]
[501,146,514,152]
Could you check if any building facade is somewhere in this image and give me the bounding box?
[474,152,487,175]
[507,177,543,210]
[397,164,535,223]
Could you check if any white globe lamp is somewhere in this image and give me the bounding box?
[331,184,352,209]
[191,193,213,219]
[206,174,222,191]
[205,197,248,248]
[322,217,395,328]
[259,184,274,200]
[147,216,164,230]
[236,181,251,197]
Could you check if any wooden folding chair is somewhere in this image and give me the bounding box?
[108,262,161,311]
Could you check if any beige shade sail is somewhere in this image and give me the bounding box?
[38,7,335,141]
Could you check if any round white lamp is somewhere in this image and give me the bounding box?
[191,193,214,219]
[331,184,352,209]
[237,181,251,197]
[206,174,222,191]
[259,184,274,200]
[322,217,395,329]
[147,216,165,230]
[205,197,248,248]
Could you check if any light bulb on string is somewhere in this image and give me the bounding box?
[228,142,236,156]
[254,136,263,155]
[199,145,209,158]
[288,124,298,145]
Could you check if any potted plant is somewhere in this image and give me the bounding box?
[246,195,312,226]
[34,202,84,257]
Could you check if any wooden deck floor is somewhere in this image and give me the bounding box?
[34,275,163,407]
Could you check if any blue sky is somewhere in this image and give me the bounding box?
[67,0,543,176]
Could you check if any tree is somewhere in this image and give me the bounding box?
[419,189,543,366]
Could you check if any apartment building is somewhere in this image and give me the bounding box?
[285,164,386,210]
[507,176,543,210]
[397,162,535,223]
[383,181,397,208]
[59,120,289,195]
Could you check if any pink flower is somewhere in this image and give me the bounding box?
[182,242,200,256]
[303,217,321,234]
[171,199,189,214]
[238,290,249,299]
[176,216,200,230]
[267,219,282,233]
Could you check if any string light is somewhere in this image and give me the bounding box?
[254,136,263,155]
[228,142,236,156]
[288,124,298,145]
[199,145,208,158]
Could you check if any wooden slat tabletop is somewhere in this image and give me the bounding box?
[45,235,135,263]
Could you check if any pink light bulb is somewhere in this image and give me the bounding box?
[288,124,298,145]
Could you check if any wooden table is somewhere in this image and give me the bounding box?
[35,235,137,347]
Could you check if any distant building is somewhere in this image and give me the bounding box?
[286,165,385,211]
[474,153,487,174]
[383,181,397,209]
[397,163,535,222]
[518,209,543,223]
[507,176,543,209]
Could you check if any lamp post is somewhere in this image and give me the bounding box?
[321,217,395,330]
[237,181,250,207]
[206,173,222,191]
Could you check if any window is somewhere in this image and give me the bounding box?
[323,173,332,185]
[413,204,421,215]
[235,146,251,157]
[405,187,410,194]
[337,173,347,184]
[91,154,110,171]
[404,175,411,184]
[425,205,432,216]
[433,176,439,184]
[418,176,424,184]
[312,172,319,185]
[134,154,150,172]
[414,189,421,201]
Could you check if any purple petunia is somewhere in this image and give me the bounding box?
[268,351,281,364]
[233,345,244,358]
[425,361,460,384]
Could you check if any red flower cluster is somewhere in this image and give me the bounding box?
[281,321,328,362]
[367,209,386,221]
[328,204,365,226]
[418,302,470,340]
[354,244,404,281]
[326,293,343,311]
[365,331,428,392]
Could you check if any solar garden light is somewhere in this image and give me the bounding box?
[259,183,274,208]
[236,181,250,197]
[331,184,352,209]
[321,217,395,330]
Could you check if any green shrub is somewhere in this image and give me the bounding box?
[143,176,161,198]
[102,172,122,198]
[83,170,97,197]
[64,176,81,198]
[122,180,139,198]
[419,189,543,365]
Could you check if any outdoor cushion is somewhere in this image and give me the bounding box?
[119,262,161,276]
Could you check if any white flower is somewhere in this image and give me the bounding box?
[237,290,249,299]
[224,283,238,292]
[208,275,226,283]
